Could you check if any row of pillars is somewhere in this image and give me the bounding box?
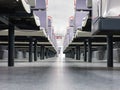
[29,38,56,62]
[8,20,56,67]
[65,35,113,67]
[65,39,92,62]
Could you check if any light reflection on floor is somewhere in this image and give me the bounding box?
[0,57,120,90]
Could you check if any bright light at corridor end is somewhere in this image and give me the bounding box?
[47,0,74,36]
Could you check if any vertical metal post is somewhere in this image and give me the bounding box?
[49,50,52,58]
[39,47,41,60]
[23,50,26,58]
[40,45,45,60]
[29,37,33,62]
[84,40,87,62]
[45,48,48,59]
[8,19,15,67]
[76,45,80,60]
[69,51,71,58]
[107,35,113,67]
[72,48,75,59]
[68,51,70,58]
[14,48,18,59]
[34,39,37,61]
[48,49,50,58]
[88,38,92,62]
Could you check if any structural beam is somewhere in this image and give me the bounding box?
[107,35,113,67]
[40,45,45,60]
[8,19,15,67]
[76,45,80,60]
[72,48,75,59]
[84,40,87,62]
[34,39,37,61]
[29,37,33,62]
[88,38,92,62]
[45,48,48,59]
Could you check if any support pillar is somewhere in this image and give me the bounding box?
[14,48,18,59]
[69,50,72,58]
[40,45,45,60]
[72,48,75,59]
[88,38,92,62]
[45,48,48,59]
[76,45,80,60]
[29,37,33,62]
[84,40,87,62]
[39,47,41,60]
[107,35,113,67]
[23,50,26,58]
[48,50,50,58]
[8,20,15,67]
[67,51,70,58]
[34,40,37,61]
[68,51,71,58]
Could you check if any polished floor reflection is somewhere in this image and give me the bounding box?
[0,57,120,90]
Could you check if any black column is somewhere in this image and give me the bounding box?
[37,51,40,57]
[88,38,92,62]
[34,40,37,61]
[69,50,71,58]
[23,50,26,58]
[8,20,15,67]
[49,50,52,58]
[48,50,50,58]
[67,51,69,58]
[107,35,113,67]
[14,48,18,59]
[72,48,75,59]
[76,45,80,60]
[69,50,72,58]
[40,45,45,60]
[39,47,41,60]
[45,48,48,59]
[29,37,33,62]
[84,40,87,62]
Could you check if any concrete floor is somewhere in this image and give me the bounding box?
[0,57,120,90]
